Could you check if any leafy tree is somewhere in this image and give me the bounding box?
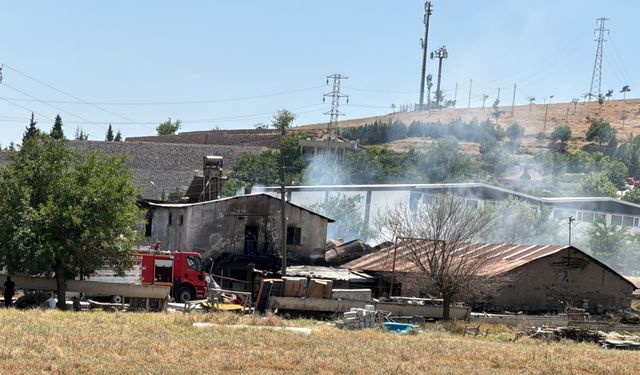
[0,136,142,309]
[614,135,640,176]
[602,159,628,189]
[576,172,618,197]
[550,126,572,144]
[23,112,40,143]
[505,123,525,144]
[479,141,512,178]
[417,138,477,183]
[156,118,181,136]
[585,118,616,148]
[222,151,280,196]
[50,115,65,140]
[105,124,115,141]
[346,146,408,184]
[271,109,295,131]
[114,130,123,142]
[588,221,627,270]
[623,187,640,204]
[309,194,373,241]
[491,98,503,124]
[167,187,186,202]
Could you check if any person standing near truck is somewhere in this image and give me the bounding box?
[3,276,15,308]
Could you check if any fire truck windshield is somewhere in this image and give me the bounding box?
[187,255,204,271]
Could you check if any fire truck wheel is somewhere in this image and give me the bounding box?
[111,295,123,304]
[176,287,194,303]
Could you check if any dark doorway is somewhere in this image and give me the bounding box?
[244,225,260,255]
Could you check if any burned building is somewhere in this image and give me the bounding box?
[144,193,334,289]
[342,242,636,314]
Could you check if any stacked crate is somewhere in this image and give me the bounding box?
[335,305,376,329]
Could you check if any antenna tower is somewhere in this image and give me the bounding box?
[588,17,609,101]
[323,74,349,143]
[431,46,448,108]
[418,1,433,109]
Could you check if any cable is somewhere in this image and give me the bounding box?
[1,82,105,129]
[0,66,323,106]
[0,97,53,122]
[1,64,142,127]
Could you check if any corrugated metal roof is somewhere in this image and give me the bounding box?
[341,241,569,277]
[625,276,640,289]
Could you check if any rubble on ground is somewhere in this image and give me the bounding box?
[517,326,640,350]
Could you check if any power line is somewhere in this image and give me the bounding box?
[1,82,105,129]
[1,63,140,127]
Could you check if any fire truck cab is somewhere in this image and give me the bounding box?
[136,249,207,302]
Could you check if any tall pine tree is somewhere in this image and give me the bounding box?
[105,124,114,141]
[50,115,65,140]
[23,112,41,143]
[114,130,122,142]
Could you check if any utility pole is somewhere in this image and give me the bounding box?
[588,17,609,101]
[430,45,448,108]
[426,74,433,111]
[568,216,575,246]
[323,74,349,146]
[511,83,517,116]
[280,124,287,276]
[543,95,553,132]
[467,78,472,109]
[453,82,458,108]
[418,1,433,110]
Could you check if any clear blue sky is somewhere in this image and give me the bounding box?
[0,1,637,145]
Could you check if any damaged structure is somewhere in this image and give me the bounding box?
[343,242,636,314]
[143,193,334,289]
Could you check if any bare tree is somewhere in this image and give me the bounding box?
[378,194,495,319]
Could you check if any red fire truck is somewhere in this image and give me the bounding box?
[89,243,208,303]
[135,249,208,302]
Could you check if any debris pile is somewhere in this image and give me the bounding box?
[517,326,640,350]
[335,305,377,329]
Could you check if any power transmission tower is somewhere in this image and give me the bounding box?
[588,17,609,101]
[431,45,448,108]
[418,1,433,110]
[323,74,349,144]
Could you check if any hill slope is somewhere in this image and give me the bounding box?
[300,98,640,142]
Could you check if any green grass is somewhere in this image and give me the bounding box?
[0,309,638,374]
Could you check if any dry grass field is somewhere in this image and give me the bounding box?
[0,309,638,374]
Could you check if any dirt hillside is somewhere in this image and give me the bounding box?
[300,98,640,142]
